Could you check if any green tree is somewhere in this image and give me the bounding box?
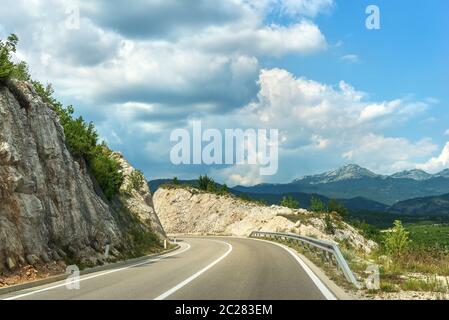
[90,144,123,200]
[384,220,411,258]
[11,61,30,81]
[328,198,348,218]
[219,183,229,194]
[64,114,98,159]
[0,34,18,81]
[280,195,299,209]
[310,196,327,212]
[172,177,179,185]
[198,175,215,191]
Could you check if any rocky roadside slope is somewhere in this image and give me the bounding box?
[153,186,377,253]
[0,81,165,281]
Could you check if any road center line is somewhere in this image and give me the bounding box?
[3,242,192,301]
[154,240,233,300]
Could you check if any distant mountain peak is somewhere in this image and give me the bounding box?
[436,169,449,178]
[294,164,379,184]
[391,169,432,181]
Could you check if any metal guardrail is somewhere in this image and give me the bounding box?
[250,231,359,287]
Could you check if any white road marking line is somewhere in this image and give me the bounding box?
[3,243,191,301]
[248,238,337,300]
[154,240,233,300]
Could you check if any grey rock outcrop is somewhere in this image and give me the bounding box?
[0,81,165,274]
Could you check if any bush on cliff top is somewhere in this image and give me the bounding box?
[0,34,18,81]
[1,35,123,200]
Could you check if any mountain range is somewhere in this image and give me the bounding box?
[150,164,449,218]
[233,164,449,205]
[389,193,449,216]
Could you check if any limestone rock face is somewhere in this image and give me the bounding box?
[0,81,165,273]
[113,152,165,240]
[153,187,377,253]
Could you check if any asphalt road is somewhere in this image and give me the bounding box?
[0,237,335,300]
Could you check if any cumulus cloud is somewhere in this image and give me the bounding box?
[81,0,253,40]
[240,68,428,134]
[0,0,327,115]
[0,0,441,183]
[192,20,327,57]
[211,164,266,186]
[342,135,438,174]
[206,69,436,183]
[418,143,449,173]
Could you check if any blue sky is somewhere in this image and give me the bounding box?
[1,0,448,185]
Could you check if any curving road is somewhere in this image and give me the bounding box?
[0,237,335,300]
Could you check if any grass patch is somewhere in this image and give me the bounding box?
[406,223,449,249]
[402,276,447,293]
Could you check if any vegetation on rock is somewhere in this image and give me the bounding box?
[1,34,123,200]
[310,196,327,212]
[280,195,299,209]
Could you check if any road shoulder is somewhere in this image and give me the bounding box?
[0,244,181,297]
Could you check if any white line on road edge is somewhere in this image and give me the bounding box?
[250,238,337,300]
[3,243,192,301]
[154,241,233,300]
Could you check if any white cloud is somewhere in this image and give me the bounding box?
[341,54,360,63]
[239,68,427,133]
[211,164,265,186]
[0,0,327,113]
[418,142,449,173]
[192,21,327,57]
[359,100,401,122]
[342,135,438,174]
[444,129,449,136]
[201,68,435,181]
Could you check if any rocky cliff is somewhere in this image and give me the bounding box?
[0,81,165,276]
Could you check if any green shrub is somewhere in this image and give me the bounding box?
[198,175,215,191]
[89,144,123,200]
[280,195,299,209]
[310,196,327,212]
[219,183,229,194]
[324,213,335,235]
[0,34,32,82]
[0,34,18,81]
[129,169,145,191]
[384,220,411,258]
[207,182,217,193]
[127,228,162,258]
[328,198,348,218]
[64,112,98,159]
[10,61,31,81]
